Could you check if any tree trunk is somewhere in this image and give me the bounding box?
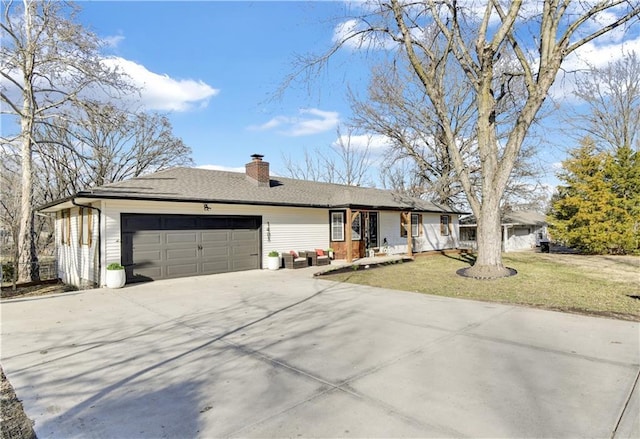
[17,120,35,283]
[465,191,511,279]
[17,0,37,283]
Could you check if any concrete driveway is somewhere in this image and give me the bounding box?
[1,268,638,438]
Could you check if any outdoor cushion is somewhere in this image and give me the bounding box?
[283,251,308,269]
[315,249,325,256]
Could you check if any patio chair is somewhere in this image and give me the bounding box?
[304,249,330,266]
[282,251,308,269]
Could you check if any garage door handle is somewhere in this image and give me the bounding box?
[197,245,203,250]
[250,253,258,256]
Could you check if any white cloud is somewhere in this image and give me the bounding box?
[103,34,125,48]
[249,108,340,136]
[332,133,392,150]
[550,35,640,101]
[103,57,219,112]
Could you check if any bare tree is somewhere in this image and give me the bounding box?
[295,0,639,278]
[1,0,130,281]
[0,150,21,285]
[282,127,372,186]
[0,147,55,288]
[350,61,477,207]
[571,52,640,152]
[36,102,194,199]
[351,52,543,211]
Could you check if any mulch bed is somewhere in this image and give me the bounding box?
[1,281,76,300]
[1,366,37,439]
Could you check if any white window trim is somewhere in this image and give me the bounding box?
[441,215,450,236]
[411,214,420,238]
[351,213,362,241]
[331,211,344,241]
[61,209,71,245]
[79,208,92,246]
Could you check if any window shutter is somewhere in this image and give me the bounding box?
[78,208,83,246]
[87,211,93,247]
[400,213,408,237]
[418,214,423,236]
[62,209,71,245]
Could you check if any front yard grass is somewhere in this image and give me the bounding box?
[324,251,640,321]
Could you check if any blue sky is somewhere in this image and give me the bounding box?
[35,1,640,189]
[79,1,363,174]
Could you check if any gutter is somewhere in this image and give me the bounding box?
[71,199,102,287]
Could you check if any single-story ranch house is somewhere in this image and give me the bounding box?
[39,155,465,288]
[459,210,549,252]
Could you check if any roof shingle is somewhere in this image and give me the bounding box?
[66,167,462,213]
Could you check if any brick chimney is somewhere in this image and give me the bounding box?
[245,154,270,187]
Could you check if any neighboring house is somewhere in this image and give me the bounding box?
[39,154,464,288]
[459,210,549,252]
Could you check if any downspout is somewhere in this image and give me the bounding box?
[71,199,102,287]
[502,224,509,253]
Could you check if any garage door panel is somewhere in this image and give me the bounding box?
[166,248,198,260]
[232,256,259,271]
[166,263,199,277]
[133,232,162,245]
[133,250,162,263]
[202,260,232,273]
[122,214,261,282]
[166,232,197,244]
[132,265,162,280]
[232,244,258,257]
[231,230,258,241]
[201,231,230,242]
[201,247,230,259]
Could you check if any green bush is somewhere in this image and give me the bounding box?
[106,263,124,270]
[268,251,279,257]
[1,262,15,282]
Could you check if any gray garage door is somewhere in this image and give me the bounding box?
[121,214,261,283]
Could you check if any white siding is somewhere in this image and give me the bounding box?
[415,213,459,252]
[56,198,462,287]
[379,211,405,254]
[504,225,545,252]
[56,206,99,288]
[101,200,330,285]
[379,211,459,254]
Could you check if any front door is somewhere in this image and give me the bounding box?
[366,212,379,249]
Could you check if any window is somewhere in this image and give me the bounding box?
[411,214,420,237]
[351,212,361,241]
[79,207,93,246]
[61,209,71,245]
[367,212,379,248]
[440,215,450,236]
[401,213,422,237]
[331,211,344,241]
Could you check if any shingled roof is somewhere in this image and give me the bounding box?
[42,167,462,214]
[460,210,547,226]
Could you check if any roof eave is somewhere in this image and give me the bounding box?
[38,191,467,215]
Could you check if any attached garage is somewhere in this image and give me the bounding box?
[121,214,261,282]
